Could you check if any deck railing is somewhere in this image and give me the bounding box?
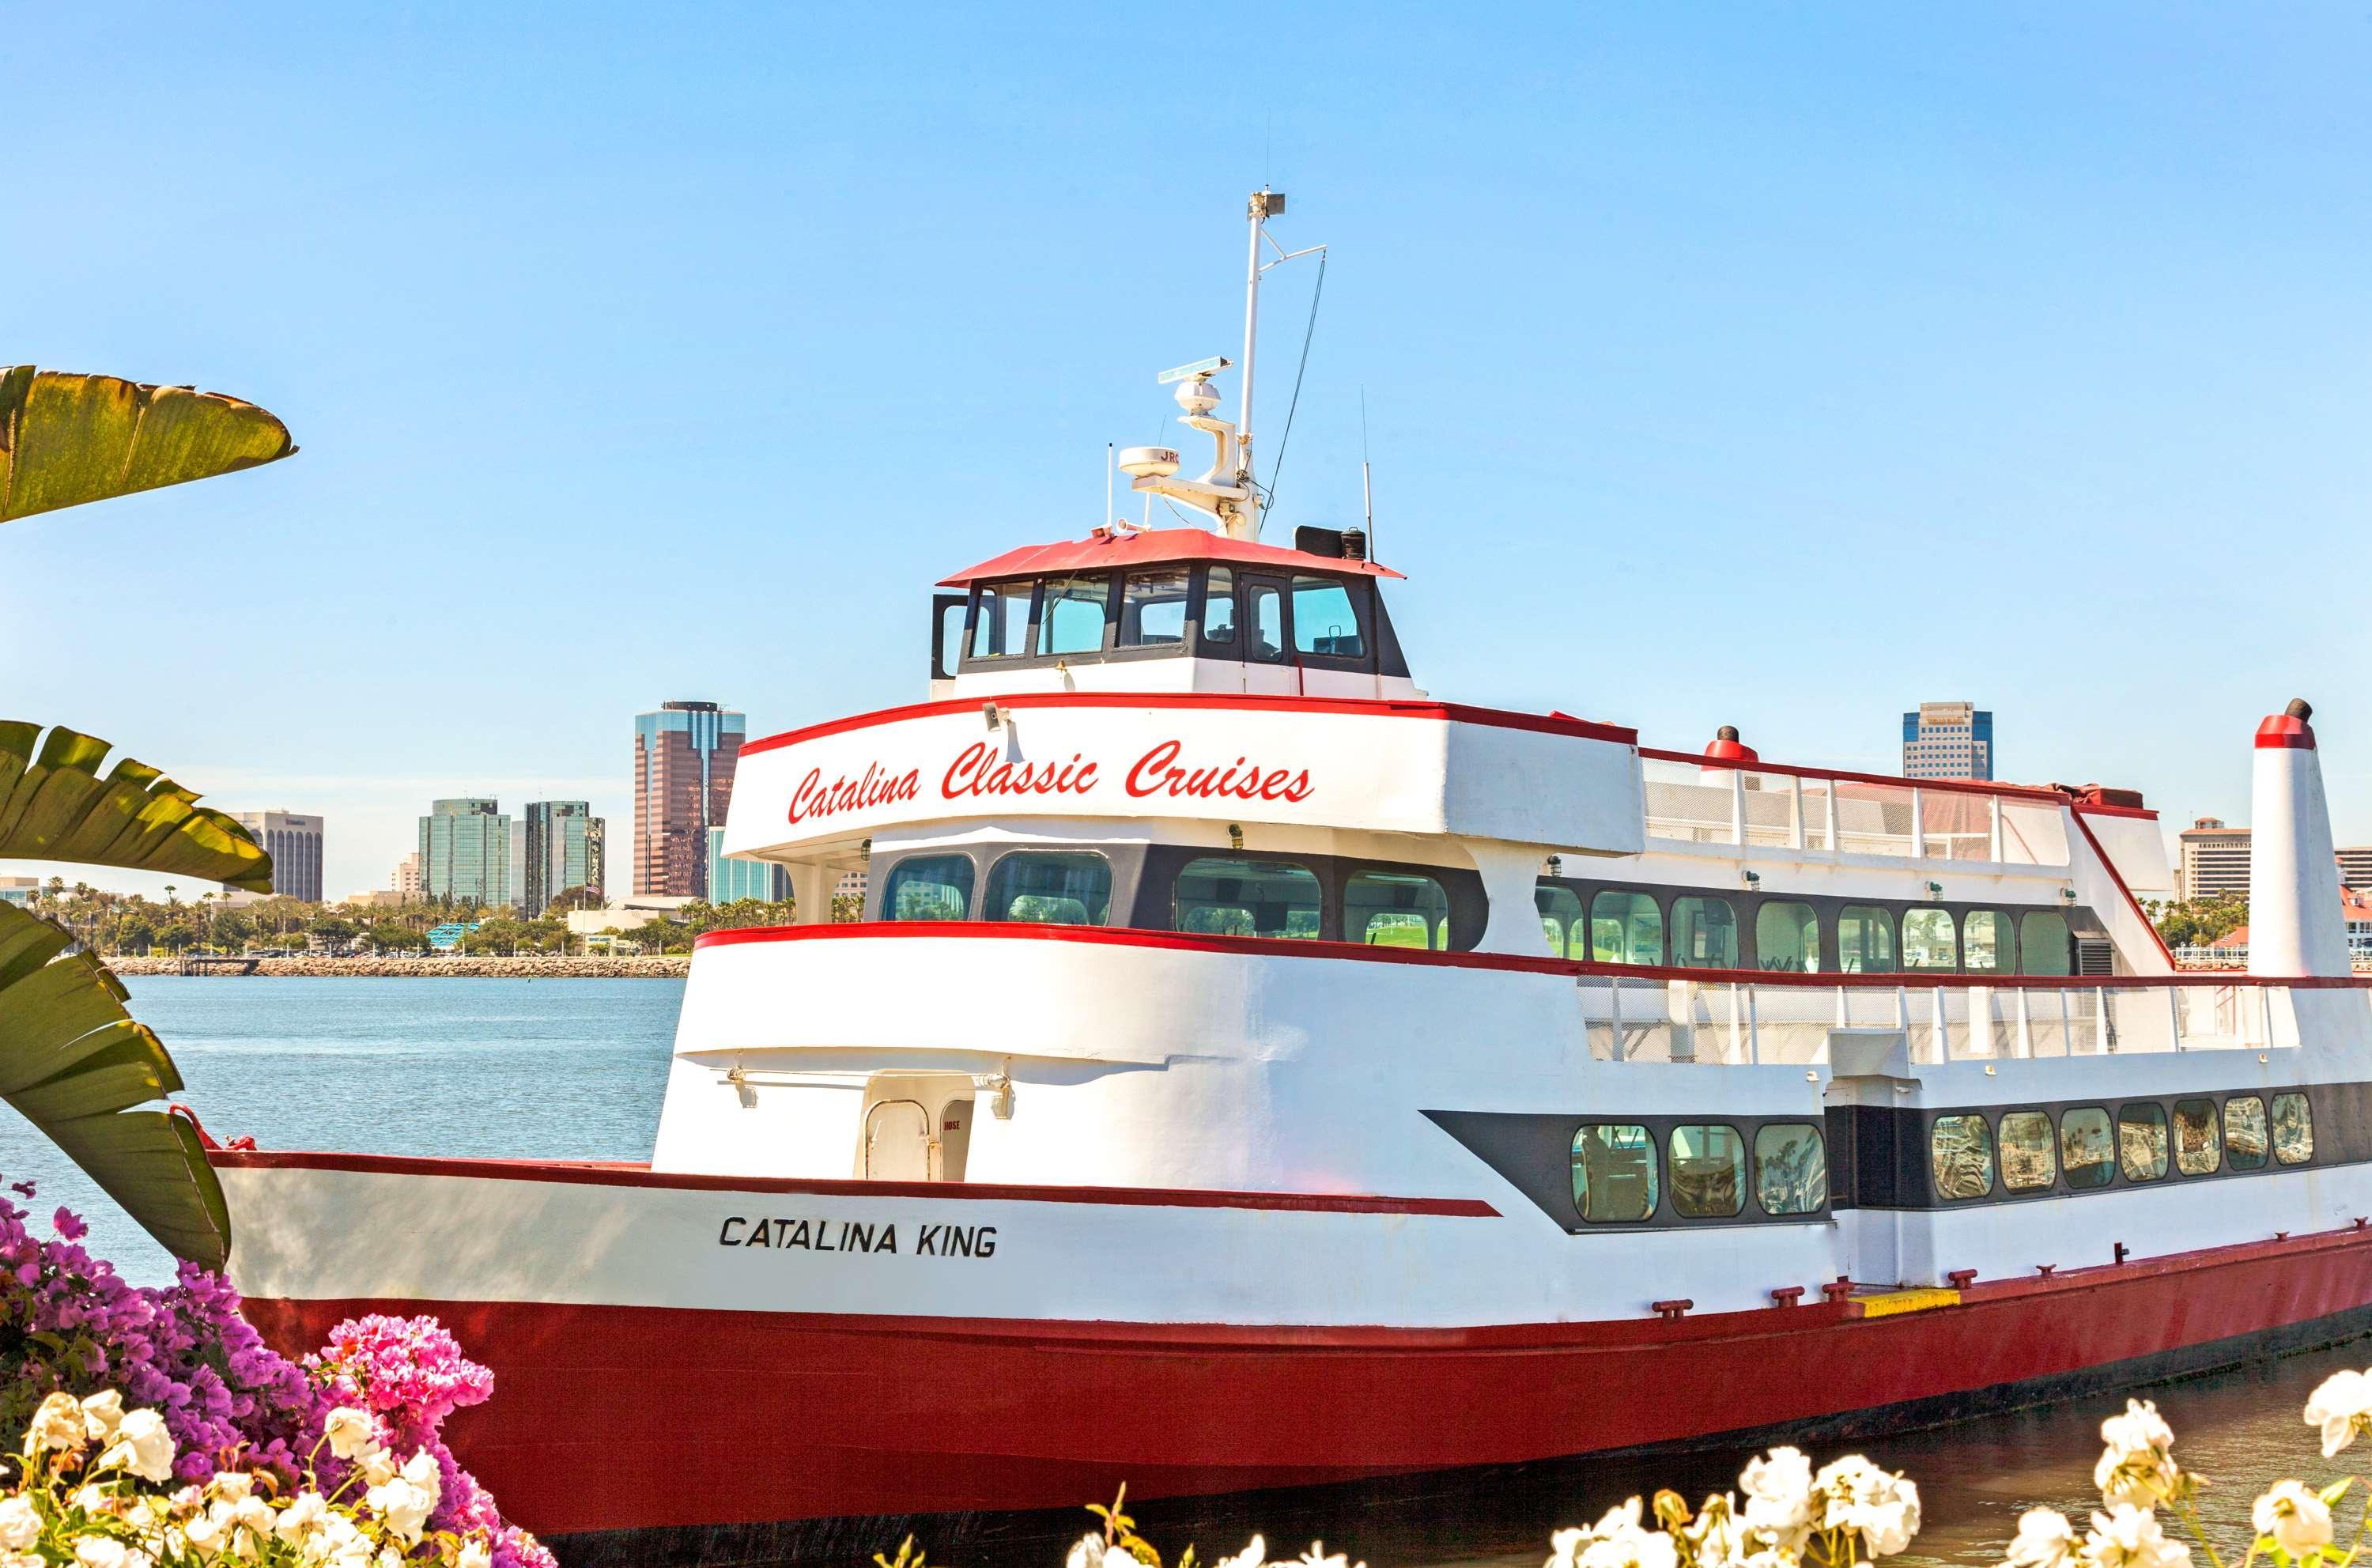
[1636,751,2074,867]
[1574,965,2366,1065]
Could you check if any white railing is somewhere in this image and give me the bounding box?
[1636,753,2072,867]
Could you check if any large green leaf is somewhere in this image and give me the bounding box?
[0,724,272,890]
[0,905,229,1268]
[0,367,295,523]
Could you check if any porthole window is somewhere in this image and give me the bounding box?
[1931,1115,1996,1200]
[1839,905,1898,973]
[2061,1106,2116,1189]
[2224,1096,2269,1171]
[2272,1094,2314,1165]
[1346,871,1450,950]
[1902,908,1958,972]
[983,852,1112,926]
[1173,856,1320,939]
[882,854,975,921]
[1571,1124,1659,1223]
[1754,1123,1828,1215]
[1754,901,1820,973]
[2118,1103,2170,1182]
[1671,897,1739,969]
[2000,1111,2058,1192]
[2172,1098,2222,1177]
[1590,891,1664,965]
[1668,1125,1744,1218]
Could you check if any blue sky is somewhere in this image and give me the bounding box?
[3,2,2366,899]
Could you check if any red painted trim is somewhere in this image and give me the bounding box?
[206,1148,1501,1216]
[692,919,2372,988]
[743,692,1640,756]
[1637,747,2072,805]
[2257,714,2317,750]
[2071,810,2180,968]
[937,531,1407,588]
[2073,802,2161,822]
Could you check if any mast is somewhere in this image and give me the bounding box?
[1239,189,1282,502]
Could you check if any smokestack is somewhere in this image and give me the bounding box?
[2248,699,2349,977]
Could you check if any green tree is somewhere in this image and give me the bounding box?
[364,922,429,954]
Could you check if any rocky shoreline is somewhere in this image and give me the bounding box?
[105,955,690,978]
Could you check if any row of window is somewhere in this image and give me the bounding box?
[881,850,1460,949]
[965,568,1369,665]
[1536,882,2079,977]
[1569,1122,1829,1224]
[1931,1093,2313,1201]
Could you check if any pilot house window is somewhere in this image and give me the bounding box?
[969,584,1030,659]
[1291,576,1365,657]
[1119,569,1191,647]
[1173,856,1321,940]
[1037,575,1112,656]
[983,852,1112,926]
[1201,567,1237,644]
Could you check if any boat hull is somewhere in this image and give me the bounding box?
[236,1224,2372,1541]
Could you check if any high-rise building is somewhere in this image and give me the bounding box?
[2178,817,2252,903]
[0,877,40,908]
[634,701,746,897]
[418,799,511,907]
[705,826,789,904]
[391,852,423,899]
[1902,702,1993,780]
[517,801,605,917]
[586,819,606,908]
[222,811,324,901]
[2338,847,2372,893]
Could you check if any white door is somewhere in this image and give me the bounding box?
[864,1099,931,1181]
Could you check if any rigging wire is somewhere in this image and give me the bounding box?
[1260,248,1328,519]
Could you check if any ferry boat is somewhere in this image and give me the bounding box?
[205,194,2372,1548]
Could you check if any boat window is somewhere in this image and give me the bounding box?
[2118,1103,2169,1181]
[2000,1111,2058,1192]
[1931,1114,1996,1200]
[2172,1098,2221,1176]
[1200,567,1237,645]
[1248,583,1286,663]
[1670,897,1738,969]
[1535,882,1584,959]
[969,584,1031,659]
[1754,901,1820,973]
[1589,891,1664,965]
[882,855,975,922]
[2223,1095,2269,1171]
[1118,568,1192,648]
[1571,1124,1658,1223]
[1668,1125,1744,1218]
[1963,910,2015,973]
[1173,856,1322,940]
[1754,1124,1828,1215]
[1346,871,1449,950]
[1902,908,1958,971]
[2060,1107,2116,1188]
[1838,905,1898,973]
[2020,910,2074,976]
[983,852,1112,926]
[1037,574,1112,656]
[1291,576,1365,657]
[2272,1093,2314,1165]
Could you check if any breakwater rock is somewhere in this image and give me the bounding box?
[106,955,691,978]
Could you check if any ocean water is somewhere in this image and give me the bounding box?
[0,977,2355,1567]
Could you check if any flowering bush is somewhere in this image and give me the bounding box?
[0,1182,550,1568]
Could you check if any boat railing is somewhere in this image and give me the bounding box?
[1573,965,2366,1066]
[1636,752,2072,866]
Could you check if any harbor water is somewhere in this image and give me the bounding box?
[1,977,2362,1568]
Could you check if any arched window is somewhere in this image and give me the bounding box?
[1173,856,1321,939]
[1838,905,1897,973]
[984,852,1112,926]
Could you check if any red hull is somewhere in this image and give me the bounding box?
[240,1227,2372,1540]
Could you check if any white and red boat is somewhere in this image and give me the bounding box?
[206,195,2372,1548]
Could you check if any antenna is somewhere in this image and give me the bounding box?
[1106,443,1114,528]
[1361,387,1375,558]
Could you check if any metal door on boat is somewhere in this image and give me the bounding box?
[1238,572,1298,693]
[864,1099,932,1181]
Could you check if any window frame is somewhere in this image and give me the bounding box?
[1169,852,1327,942]
[1752,1122,1828,1216]
[1838,904,1899,974]
[1343,867,1454,951]
[1929,1113,1998,1202]
[878,852,979,923]
[2117,1101,2170,1183]
[2272,1092,2314,1166]
[1997,1109,2060,1193]
[2223,1094,2269,1172]
[2060,1105,2117,1190]
[1900,906,1959,973]
[1668,895,1741,970]
[1666,1123,1747,1219]
[980,848,1116,928]
[2171,1097,2223,1177]
[1571,1122,1661,1226]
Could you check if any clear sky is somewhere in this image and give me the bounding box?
[3,2,2366,901]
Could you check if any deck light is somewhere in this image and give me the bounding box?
[1545,855,1563,878]
[1228,823,1245,851]
[1924,881,1943,900]
[983,702,1003,731]
[2060,886,2077,903]
[1740,869,1761,890]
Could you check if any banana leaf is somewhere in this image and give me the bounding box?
[0,905,229,1268]
[0,367,295,523]
[0,723,272,891]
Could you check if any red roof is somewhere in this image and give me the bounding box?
[938,527,1405,588]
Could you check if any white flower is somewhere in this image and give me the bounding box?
[456,1542,493,1568]
[1813,1455,1921,1558]
[185,1511,228,1558]
[0,1498,39,1552]
[2081,1506,2192,1568]
[1063,1535,1135,1568]
[1683,1494,1750,1568]
[1548,1499,1678,1568]
[2094,1401,2181,1506]
[31,1392,88,1455]
[209,1472,253,1505]
[2006,1508,2079,1568]
[1739,1447,1816,1550]
[76,1540,129,1568]
[1214,1539,1266,1568]
[3,1552,48,1568]
[70,1486,111,1516]
[323,1409,376,1461]
[274,1492,328,1547]
[2253,1481,2334,1560]
[357,1448,399,1488]
[398,1449,441,1509]
[366,1477,436,1545]
[2305,1370,2372,1459]
[99,1409,177,1485]
[79,1391,126,1444]
[1294,1548,1361,1568]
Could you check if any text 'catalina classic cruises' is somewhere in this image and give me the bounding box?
[201,194,2372,1545]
